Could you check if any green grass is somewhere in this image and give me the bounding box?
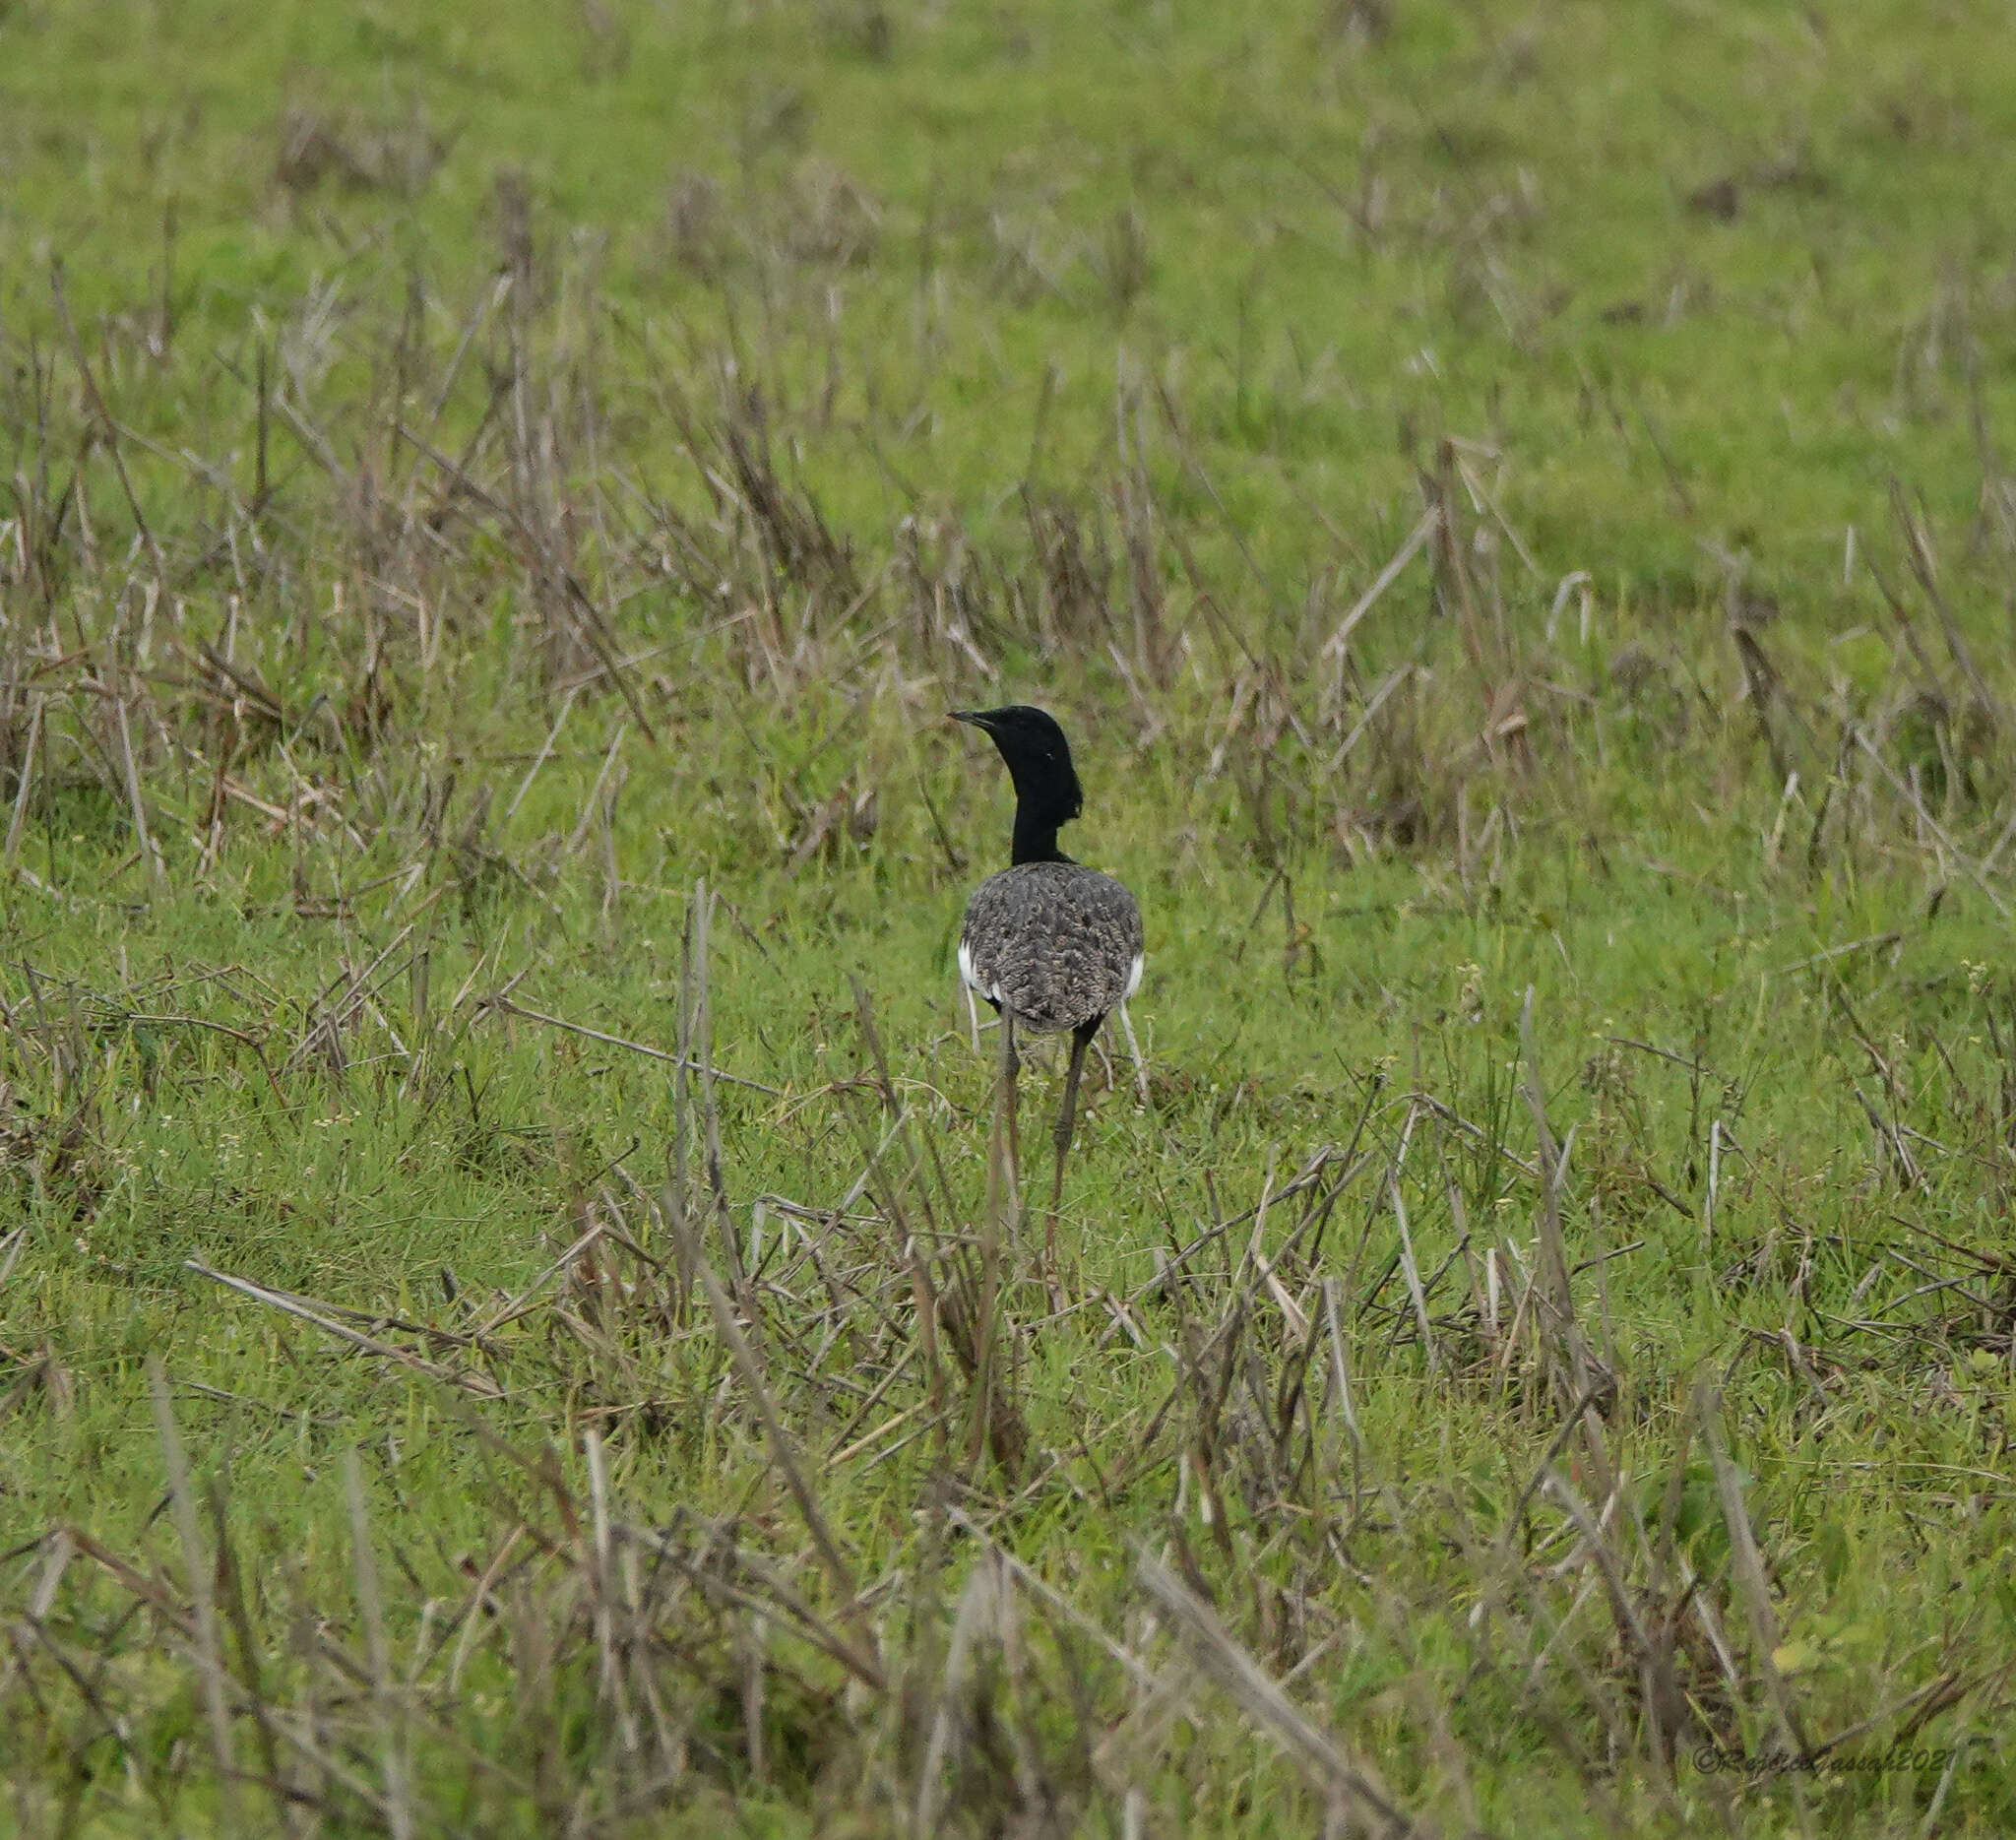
[5,0,2016,1833]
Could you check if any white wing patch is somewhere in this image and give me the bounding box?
[1124,951,1144,1000]
[958,937,1001,1003]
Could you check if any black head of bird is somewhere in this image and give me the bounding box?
[950,705,1083,864]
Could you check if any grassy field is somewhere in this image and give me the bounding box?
[5,0,2016,1832]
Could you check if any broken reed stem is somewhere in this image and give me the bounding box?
[4,693,43,867]
[668,878,698,1300]
[669,1200,885,1690]
[1695,1374,1811,1762]
[582,1427,641,1754]
[345,1446,415,1840]
[914,1551,1006,1833]
[112,687,166,892]
[1518,988,1611,1460]
[1136,1550,1420,1835]
[1389,1176,1438,1376]
[49,258,166,581]
[850,975,957,1237]
[185,1258,503,1396]
[146,1357,241,1830]
[480,993,784,1096]
[690,878,742,1287]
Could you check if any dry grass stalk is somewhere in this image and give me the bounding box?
[185,1260,503,1396]
[147,1357,242,1828]
[1518,989,1615,1452]
[1137,1552,1424,1836]
[669,1201,885,1691]
[344,1446,414,1840]
[1696,1374,1811,1763]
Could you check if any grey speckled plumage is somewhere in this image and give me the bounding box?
[959,860,1144,1034]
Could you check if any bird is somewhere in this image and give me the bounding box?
[950,705,1143,1244]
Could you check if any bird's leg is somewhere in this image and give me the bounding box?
[1044,1018,1100,1291]
[990,1005,1022,1240]
[1117,1000,1149,1105]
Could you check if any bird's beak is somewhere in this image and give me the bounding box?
[948,710,990,731]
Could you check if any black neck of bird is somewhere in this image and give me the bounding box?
[1003,753,1083,865]
[1010,801,1074,866]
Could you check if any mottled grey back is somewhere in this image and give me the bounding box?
[960,861,1144,1033]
